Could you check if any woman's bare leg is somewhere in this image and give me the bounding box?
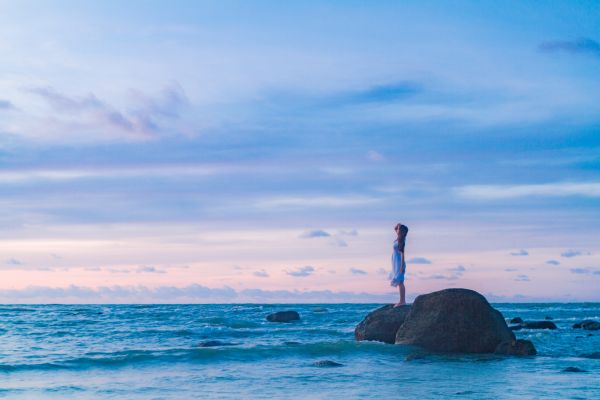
[400,282,406,305]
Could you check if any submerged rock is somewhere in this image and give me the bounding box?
[562,366,587,373]
[510,317,523,324]
[354,304,411,344]
[266,310,300,323]
[509,325,523,331]
[494,339,536,356]
[521,321,557,330]
[313,360,343,367]
[394,288,516,354]
[311,307,328,313]
[573,319,595,329]
[582,321,600,331]
[197,340,237,347]
[544,316,553,320]
[581,352,600,359]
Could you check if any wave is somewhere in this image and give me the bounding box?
[0,340,408,372]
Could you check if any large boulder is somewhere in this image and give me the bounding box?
[395,288,516,353]
[266,310,300,323]
[355,304,411,344]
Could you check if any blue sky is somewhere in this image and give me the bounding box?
[0,0,599,302]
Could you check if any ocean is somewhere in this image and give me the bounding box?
[0,303,598,399]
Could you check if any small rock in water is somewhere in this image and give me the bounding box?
[522,321,557,330]
[544,316,553,320]
[510,317,523,324]
[494,339,537,356]
[266,310,300,323]
[284,341,301,345]
[562,367,587,373]
[198,340,237,347]
[582,321,600,331]
[509,325,522,331]
[313,360,343,367]
[581,352,600,359]
[573,319,595,329]
[311,307,328,313]
[405,352,427,361]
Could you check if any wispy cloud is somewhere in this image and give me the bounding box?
[25,83,188,140]
[349,267,367,275]
[408,257,432,264]
[285,266,315,277]
[347,82,421,103]
[0,99,14,110]
[420,265,465,281]
[135,265,166,274]
[546,260,560,266]
[338,229,358,236]
[299,229,331,238]
[5,258,23,266]
[455,182,600,199]
[0,284,400,303]
[514,274,530,282]
[510,249,529,256]
[561,249,590,258]
[255,195,379,209]
[253,269,269,278]
[366,150,384,162]
[569,267,600,275]
[539,37,600,59]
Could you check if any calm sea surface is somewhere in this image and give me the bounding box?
[0,303,599,399]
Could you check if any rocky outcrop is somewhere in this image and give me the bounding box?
[521,321,557,330]
[582,321,600,330]
[313,360,343,367]
[266,310,300,323]
[394,288,517,354]
[562,367,587,373]
[197,340,238,347]
[494,339,537,356]
[354,304,411,344]
[573,320,599,330]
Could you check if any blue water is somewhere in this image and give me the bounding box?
[0,303,598,399]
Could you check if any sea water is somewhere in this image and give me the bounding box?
[0,303,598,399]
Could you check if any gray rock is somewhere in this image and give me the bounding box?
[510,317,523,324]
[266,310,300,323]
[562,366,586,373]
[522,321,557,330]
[394,288,516,353]
[582,321,600,330]
[313,360,343,367]
[494,339,537,356]
[573,319,595,329]
[198,340,237,347]
[581,352,600,359]
[354,304,411,344]
[509,325,523,331]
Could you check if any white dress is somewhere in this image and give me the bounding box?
[390,239,405,287]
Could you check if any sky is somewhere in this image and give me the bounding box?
[0,0,599,303]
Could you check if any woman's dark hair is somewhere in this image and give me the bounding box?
[395,223,409,252]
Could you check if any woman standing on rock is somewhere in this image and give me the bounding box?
[390,223,408,307]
